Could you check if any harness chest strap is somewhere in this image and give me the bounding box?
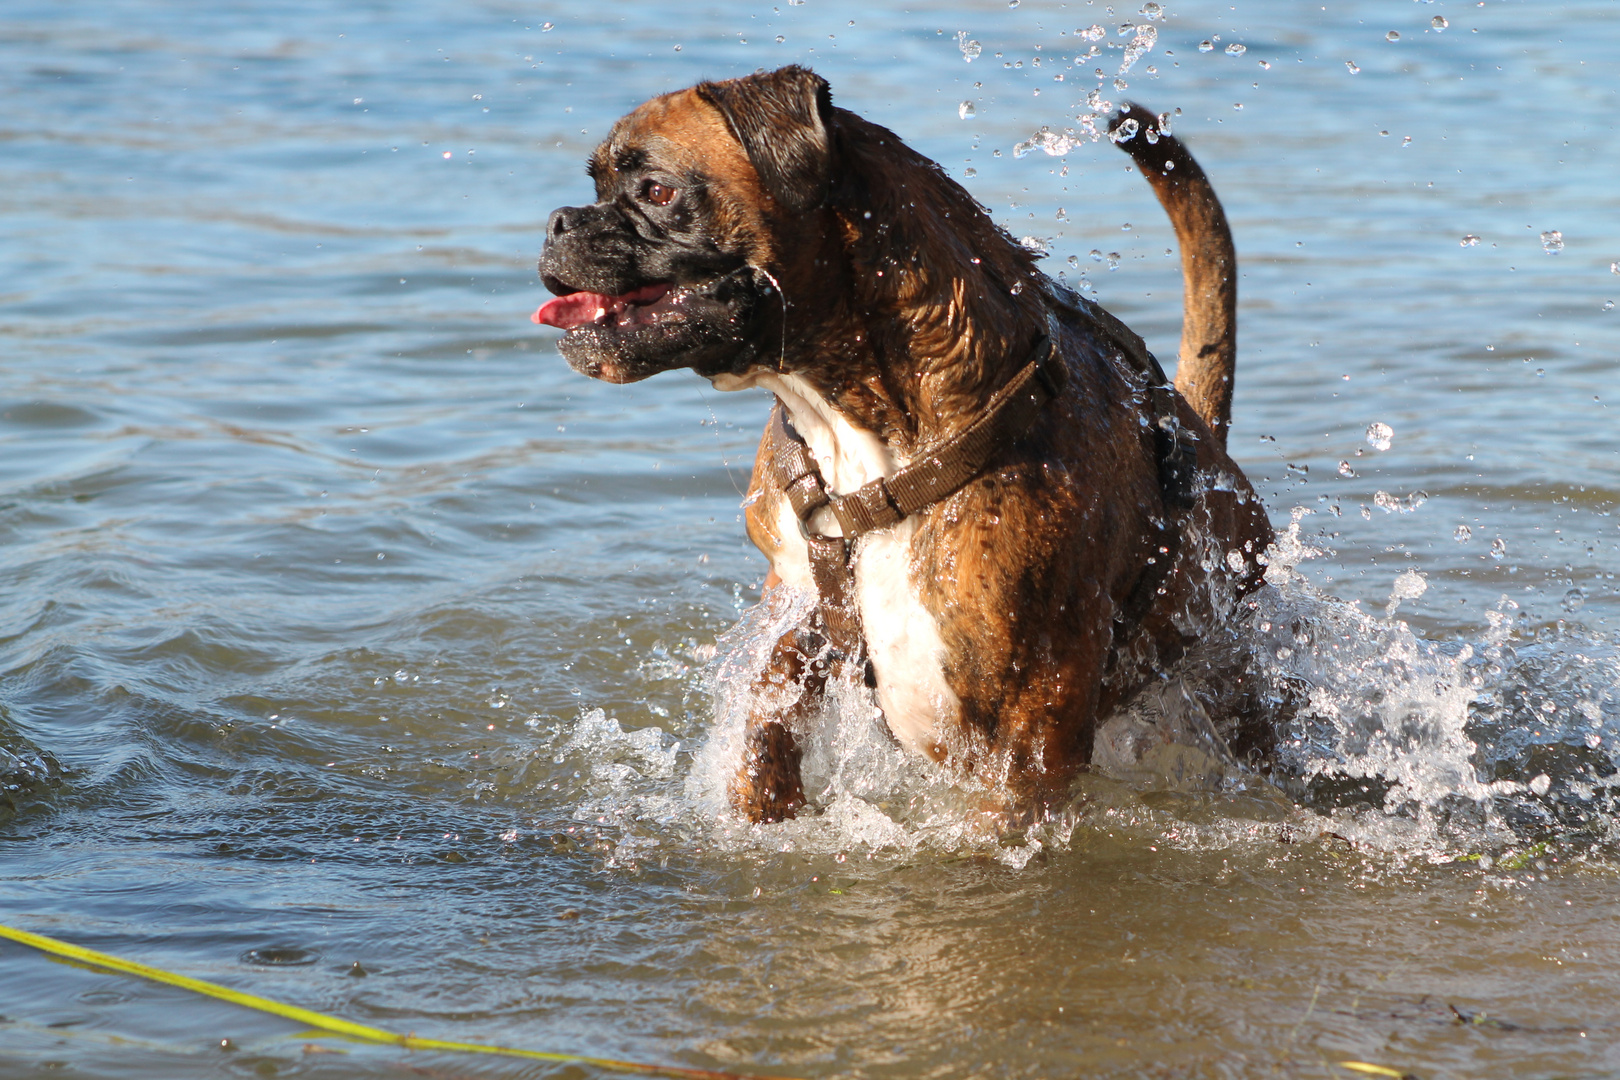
[767,331,1063,657]
[765,297,1198,661]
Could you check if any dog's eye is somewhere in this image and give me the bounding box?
[642,181,678,207]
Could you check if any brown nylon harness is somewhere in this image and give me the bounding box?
[762,289,1199,670]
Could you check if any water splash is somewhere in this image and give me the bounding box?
[1385,568,1428,616]
[1013,127,1079,158]
[545,516,1620,871]
[1119,25,1158,73]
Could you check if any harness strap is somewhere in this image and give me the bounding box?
[774,334,1066,539]
[765,293,1199,663]
[764,331,1059,657]
[804,533,862,656]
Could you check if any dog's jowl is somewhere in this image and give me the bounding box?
[535,66,1273,823]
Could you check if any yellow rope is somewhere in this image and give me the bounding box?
[0,922,803,1080]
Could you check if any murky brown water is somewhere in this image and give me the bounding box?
[3,1,1620,1077]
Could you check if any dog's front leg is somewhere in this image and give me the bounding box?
[729,627,826,822]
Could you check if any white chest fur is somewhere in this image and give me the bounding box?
[710,370,962,756]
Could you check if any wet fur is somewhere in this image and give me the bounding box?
[538,67,1273,822]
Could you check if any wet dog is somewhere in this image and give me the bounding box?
[535,66,1272,823]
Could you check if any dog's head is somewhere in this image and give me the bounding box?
[534,66,838,384]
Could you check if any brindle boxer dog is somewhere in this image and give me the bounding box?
[534,66,1273,823]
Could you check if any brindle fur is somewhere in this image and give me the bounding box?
[539,67,1273,822]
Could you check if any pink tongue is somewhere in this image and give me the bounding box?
[531,283,670,329]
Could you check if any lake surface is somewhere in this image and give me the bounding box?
[2,0,1619,1076]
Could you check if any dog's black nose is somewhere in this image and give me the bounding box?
[547,205,588,240]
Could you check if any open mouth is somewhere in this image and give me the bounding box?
[531,282,677,331]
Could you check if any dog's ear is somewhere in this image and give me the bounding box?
[696,66,833,212]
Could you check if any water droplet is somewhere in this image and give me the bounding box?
[1140,2,1163,20]
[1067,254,1080,268]
[1386,30,1400,42]
[541,21,554,31]
[1008,0,1020,7]
[959,100,976,119]
[1541,230,1564,254]
[964,167,977,177]
[1225,42,1247,56]
[1562,588,1586,613]
[1258,59,1272,69]
[1106,252,1121,270]
[1079,24,1105,42]
[1490,538,1507,560]
[956,31,982,61]
[1345,60,1361,73]
[1461,234,1481,247]
[1588,732,1603,750]
[1010,280,1025,295]
[1198,40,1215,53]
[1604,300,1615,311]
[1454,524,1472,543]
[1366,421,1394,451]
[1118,24,1157,73]
[1110,117,1141,144]
[1226,550,1246,573]
[775,34,784,43]
[1611,261,1620,275]
[1386,568,1428,614]
[1337,460,1356,478]
[1431,15,1448,30]
[1528,773,1552,796]
[1089,249,1104,262]
[1018,236,1051,256]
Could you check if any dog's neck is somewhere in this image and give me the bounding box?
[764,110,1053,462]
[711,111,1053,495]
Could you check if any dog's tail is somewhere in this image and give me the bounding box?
[1108,105,1236,449]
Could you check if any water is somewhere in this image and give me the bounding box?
[2,0,1619,1076]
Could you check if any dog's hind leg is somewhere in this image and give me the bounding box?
[1108,104,1238,450]
[728,627,826,822]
